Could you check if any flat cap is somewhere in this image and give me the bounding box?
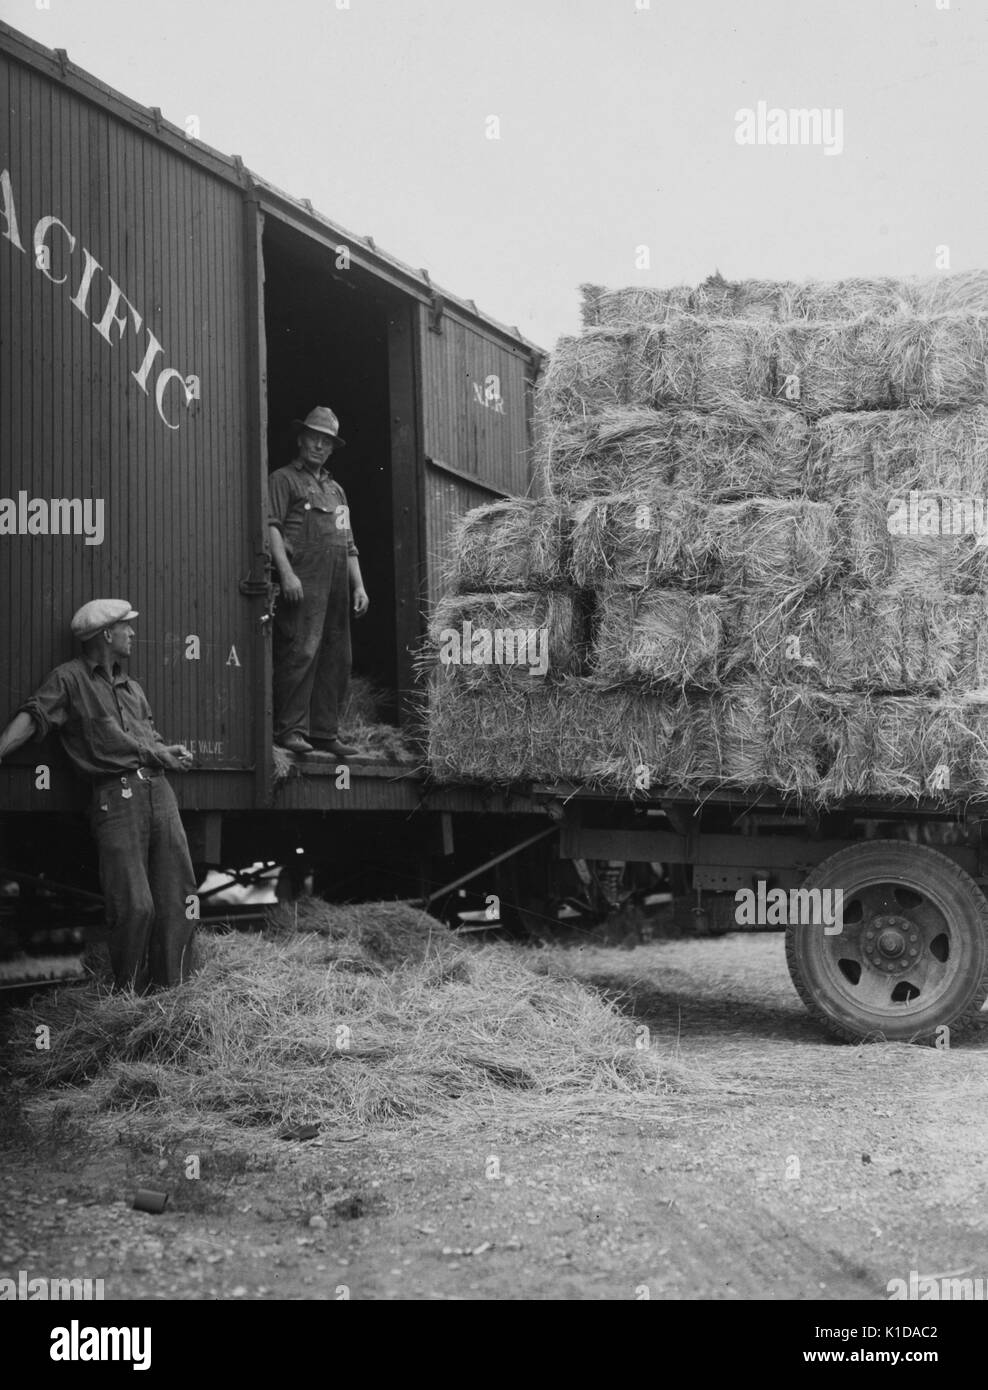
[70,599,139,642]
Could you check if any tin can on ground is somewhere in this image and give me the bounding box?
[133,1188,169,1213]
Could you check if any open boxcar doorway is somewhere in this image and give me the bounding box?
[261,219,404,722]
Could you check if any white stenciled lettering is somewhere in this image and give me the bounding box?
[33,216,76,285]
[3,168,199,429]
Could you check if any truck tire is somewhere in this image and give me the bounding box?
[785,841,988,1044]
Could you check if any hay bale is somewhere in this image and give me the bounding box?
[579,282,695,330]
[538,408,680,499]
[726,589,987,694]
[902,271,988,318]
[702,498,838,596]
[813,405,988,496]
[536,329,634,420]
[538,403,814,501]
[691,275,799,321]
[568,489,708,589]
[793,277,910,321]
[670,684,821,797]
[444,499,565,592]
[427,590,585,678]
[815,694,972,802]
[883,313,988,409]
[842,486,988,592]
[773,318,895,412]
[578,272,988,329]
[630,317,775,409]
[669,404,816,498]
[591,588,727,689]
[428,672,681,791]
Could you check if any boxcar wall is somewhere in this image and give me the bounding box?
[0,21,544,851]
[419,304,538,608]
[0,38,259,816]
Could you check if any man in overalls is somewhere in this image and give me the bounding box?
[268,407,369,757]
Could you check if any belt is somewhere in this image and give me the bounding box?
[93,766,163,792]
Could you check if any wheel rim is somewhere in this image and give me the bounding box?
[816,877,965,1023]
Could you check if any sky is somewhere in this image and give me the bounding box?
[3,0,986,350]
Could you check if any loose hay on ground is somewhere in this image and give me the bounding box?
[10,901,680,1142]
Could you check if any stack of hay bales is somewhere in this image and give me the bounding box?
[429,272,988,803]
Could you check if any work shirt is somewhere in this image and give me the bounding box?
[18,658,168,781]
[267,460,359,562]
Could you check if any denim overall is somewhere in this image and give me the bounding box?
[273,491,351,742]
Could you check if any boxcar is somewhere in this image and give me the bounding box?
[0,19,547,900]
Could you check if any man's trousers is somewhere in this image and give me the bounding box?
[272,545,352,742]
[90,773,197,992]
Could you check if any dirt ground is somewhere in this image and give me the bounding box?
[2,930,988,1302]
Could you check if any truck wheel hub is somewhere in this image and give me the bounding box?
[863,914,919,974]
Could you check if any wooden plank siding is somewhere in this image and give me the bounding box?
[0,44,257,812]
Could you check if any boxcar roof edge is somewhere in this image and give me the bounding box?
[0,18,543,363]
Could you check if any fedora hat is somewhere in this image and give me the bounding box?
[292,406,346,447]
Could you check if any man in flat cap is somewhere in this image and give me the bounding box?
[268,406,369,756]
[0,601,197,992]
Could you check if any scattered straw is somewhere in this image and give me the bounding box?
[9,901,676,1142]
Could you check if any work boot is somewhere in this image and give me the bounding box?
[310,737,358,759]
[277,733,314,755]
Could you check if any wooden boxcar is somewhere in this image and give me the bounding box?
[0,20,547,895]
